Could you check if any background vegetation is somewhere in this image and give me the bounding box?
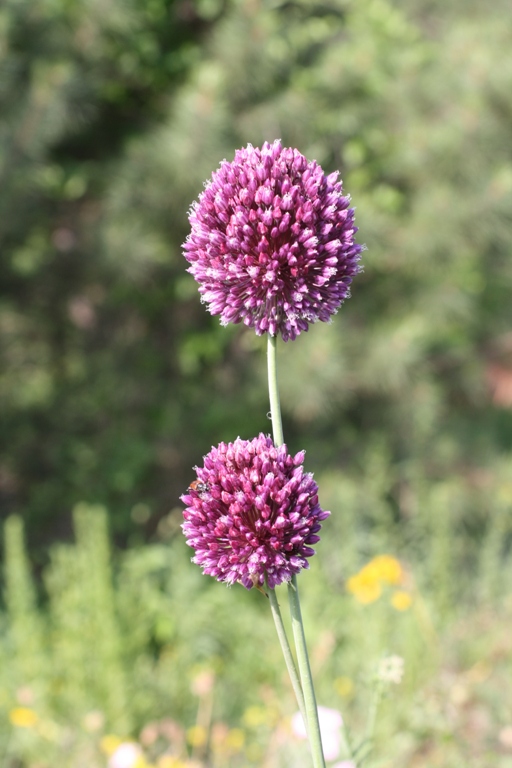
[1,0,511,766]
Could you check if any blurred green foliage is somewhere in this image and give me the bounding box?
[2,493,512,766]
[1,0,512,764]
[1,0,511,550]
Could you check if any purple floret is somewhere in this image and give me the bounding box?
[181,434,330,589]
[183,140,363,341]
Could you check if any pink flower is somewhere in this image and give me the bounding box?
[184,140,362,341]
[291,706,344,761]
[181,434,329,589]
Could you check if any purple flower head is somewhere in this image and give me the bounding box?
[181,434,330,589]
[183,140,363,341]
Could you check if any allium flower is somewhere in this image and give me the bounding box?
[181,434,329,589]
[184,140,362,341]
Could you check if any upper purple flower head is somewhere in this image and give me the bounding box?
[183,140,363,341]
[181,434,330,589]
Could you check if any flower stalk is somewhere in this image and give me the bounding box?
[182,140,362,768]
[267,585,307,725]
[288,574,326,768]
[267,333,326,768]
[267,333,284,447]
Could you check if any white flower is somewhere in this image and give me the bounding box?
[378,655,405,685]
[108,742,142,768]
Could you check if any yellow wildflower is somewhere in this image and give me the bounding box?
[347,554,405,604]
[100,734,123,755]
[391,590,412,611]
[242,705,268,728]
[186,725,207,748]
[135,757,155,768]
[334,676,354,698]
[366,555,403,585]
[9,707,38,728]
[225,728,245,751]
[346,571,381,604]
[157,758,191,768]
[157,758,185,768]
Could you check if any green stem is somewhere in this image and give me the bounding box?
[267,334,284,447]
[340,718,356,763]
[365,684,381,745]
[288,575,326,768]
[267,585,307,725]
[356,682,382,765]
[266,333,326,768]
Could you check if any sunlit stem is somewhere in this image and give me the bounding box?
[288,574,326,768]
[267,334,284,448]
[267,584,307,725]
[266,333,326,768]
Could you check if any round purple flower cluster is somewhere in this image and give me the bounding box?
[183,140,362,341]
[181,434,330,589]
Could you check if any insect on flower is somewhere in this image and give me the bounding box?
[250,573,269,598]
[188,480,210,494]
[181,434,330,590]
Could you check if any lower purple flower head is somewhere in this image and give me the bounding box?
[181,434,330,589]
[183,140,363,342]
